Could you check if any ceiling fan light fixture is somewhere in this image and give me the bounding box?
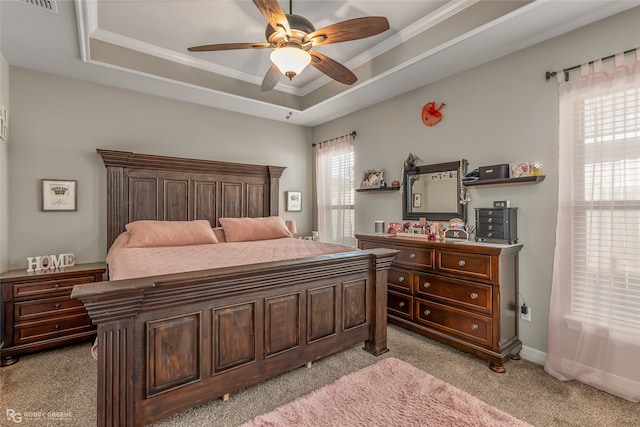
[270,47,311,79]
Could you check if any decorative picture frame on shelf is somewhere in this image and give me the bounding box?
[41,179,77,212]
[286,191,302,212]
[361,169,384,189]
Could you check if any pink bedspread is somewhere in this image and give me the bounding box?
[106,234,358,281]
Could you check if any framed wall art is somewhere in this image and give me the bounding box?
[286,191,302,212]
[41,179,77,211]
[361,169,384,189]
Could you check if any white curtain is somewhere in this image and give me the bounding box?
[315,134,355,246]
[545,50,640,402]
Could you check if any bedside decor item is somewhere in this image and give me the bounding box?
[475,207,518,244]
[493,200,511,208]
[374,220,385,233]
[421,101,445,126]
[286,191,302,211]
[361,169,384,189]
[444,228,469,240]
[41,179,77,211]
[26,253,75,273]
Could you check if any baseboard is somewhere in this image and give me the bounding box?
[520,345,546,365]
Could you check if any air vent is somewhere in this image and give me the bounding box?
[19,0,58,14]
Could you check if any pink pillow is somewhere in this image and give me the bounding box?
[124,220,218,248]
[219,216,292,242]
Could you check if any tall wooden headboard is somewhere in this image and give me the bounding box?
[98,149,286,249]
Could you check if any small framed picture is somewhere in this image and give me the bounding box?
[361,169,384,189]
[41,179,77,211]
[413,193,422,208]
[286,191,302,212]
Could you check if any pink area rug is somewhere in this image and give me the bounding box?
[241,357,531,427]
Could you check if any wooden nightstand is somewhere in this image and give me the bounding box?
[0,262,106,366]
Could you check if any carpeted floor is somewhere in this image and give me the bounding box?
[1,325,638,426]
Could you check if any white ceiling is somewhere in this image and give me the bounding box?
[2,0,639,126]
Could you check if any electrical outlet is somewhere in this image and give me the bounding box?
[520,305,531,322]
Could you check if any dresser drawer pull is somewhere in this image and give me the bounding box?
[470,293,478,300]
[398,277,405,283]
[488,210,493,215]
[409,253,416,259]
[54,283,60,289]
[398,302,405,308]
[54,303,61,309]
[423,282,431,289]
[458,260,466,267]
[423,309,431,316]
[53,324,60,331]
[487,232,493,238]
[471,324,479,331]
[488,218,493,223]
[487,225,493,230]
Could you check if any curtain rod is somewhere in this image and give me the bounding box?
[312,131,356,147]
[545,47,637,81]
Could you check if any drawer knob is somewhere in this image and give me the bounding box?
[487,232,493,238]
[488,210,493,215]
[54,324,60,331]
[54,283,60,288]
[398,277,405,283]
[409,253,416,259]
[470,292,478,300]
[488,225,493,230]
[458,260,466,267]
[398,302,405,308]
[471,323,479,331]
[423,309,431,316]
[54,303,61,309]
[423,282,431,289]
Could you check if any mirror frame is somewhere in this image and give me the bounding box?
[402,159,468,222]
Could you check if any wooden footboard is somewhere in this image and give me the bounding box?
[72,249,395,427]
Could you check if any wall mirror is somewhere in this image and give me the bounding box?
[403,159,468,222]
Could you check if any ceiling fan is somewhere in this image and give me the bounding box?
[188,0,390,91]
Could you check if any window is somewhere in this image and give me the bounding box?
[571,81,640,328]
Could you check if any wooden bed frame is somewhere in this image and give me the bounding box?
[72,149,395,427]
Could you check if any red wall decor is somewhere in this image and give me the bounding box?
[421,101,445,126]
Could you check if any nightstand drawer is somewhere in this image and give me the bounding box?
[415,272,492,315]
[388,268,412,291]
[13,275,98,299]
[388,290,413,320]
[14,314,93,345]
[415,300,492,347]
[14,296,86,322]
[436,250,493,282]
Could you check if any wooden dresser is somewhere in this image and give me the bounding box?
[0,262,106,366]
[356,233,522,372]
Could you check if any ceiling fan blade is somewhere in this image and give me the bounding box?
[261,64,281,92]
[253,0,291,35]
[309,51,357,86]
[188,42,270,52]
[308,17,389,46]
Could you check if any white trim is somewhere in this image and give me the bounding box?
[520,345,546,366]
[556,357,640,399]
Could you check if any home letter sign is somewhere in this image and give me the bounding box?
[26,253,75,272]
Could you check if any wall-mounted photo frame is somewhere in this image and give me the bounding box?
[361,169,384,189]
[286,191,302,212]
[41,179,77,211]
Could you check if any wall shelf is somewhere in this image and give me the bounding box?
[464,175,545,187]
[356,186,401,193]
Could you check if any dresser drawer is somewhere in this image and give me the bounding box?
[388,268,412,292]
[14,296,86,322]
[415,300,492,347]
[14,313,93,345]
[477,209,505,221]
[360,241,392,250]
[415,272,492,315]
[436,250,493,283]
[394,246,434,268]
[388,290,413,320]
[13,276,99,299]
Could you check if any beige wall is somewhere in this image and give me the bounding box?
[7,69,312,269]
[312,7,640,357]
